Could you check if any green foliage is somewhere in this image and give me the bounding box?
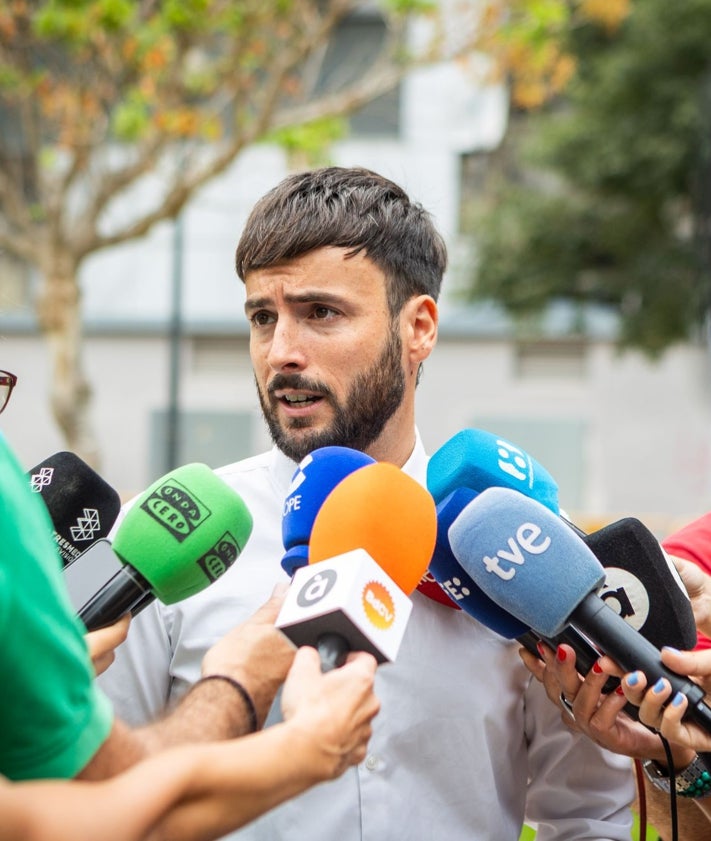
[380,0,436,14]
[467,0,711,355]
[266,116,348,168]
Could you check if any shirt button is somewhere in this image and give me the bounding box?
[365,755,378,771]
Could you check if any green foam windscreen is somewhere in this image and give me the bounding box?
[112,463,252,603]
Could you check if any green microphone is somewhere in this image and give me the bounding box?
[79,463,252,631]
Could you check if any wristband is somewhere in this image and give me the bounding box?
[198,674,258,733]
[643,754,711,799]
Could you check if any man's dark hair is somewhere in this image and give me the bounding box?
[235,166,447,313]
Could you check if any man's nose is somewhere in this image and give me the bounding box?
[266,318,307,372]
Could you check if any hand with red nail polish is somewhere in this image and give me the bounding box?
[519,641,677,765]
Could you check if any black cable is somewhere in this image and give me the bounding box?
[660,734,679,841]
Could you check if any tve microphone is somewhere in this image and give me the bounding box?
[422,427,561,607]
[78,463,252,631]
[427,428,559,511]
[282,446,375,577]
[28,452,122,566]
[430,487,530,638]
[429,487,607,675]
[425,428,597,653]
[276,462,437,670]
[449,487,711,733]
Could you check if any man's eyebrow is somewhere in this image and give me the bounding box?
[244,290,348,312]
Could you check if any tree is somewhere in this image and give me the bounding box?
[0,0,629,462]
[0,0,489,464]
[465,0,711,356]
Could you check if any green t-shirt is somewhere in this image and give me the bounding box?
[0,432,113,779]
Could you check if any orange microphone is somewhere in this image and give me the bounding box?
[276,461,436,670]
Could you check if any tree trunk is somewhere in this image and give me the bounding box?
[35,253,101,469]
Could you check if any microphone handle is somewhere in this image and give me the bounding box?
[517,631,541,658]
[79,565,152,632]
[130,591,156,617]
[572,594,711,734]
[317,632,350,672]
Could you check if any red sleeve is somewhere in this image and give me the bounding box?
[662,513,711,650]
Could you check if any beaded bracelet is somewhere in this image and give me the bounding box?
[643,754,711,799]
[198,674,258,734]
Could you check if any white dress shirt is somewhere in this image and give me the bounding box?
[99,433,635,841]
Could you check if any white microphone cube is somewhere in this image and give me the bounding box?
[276,548,412,664]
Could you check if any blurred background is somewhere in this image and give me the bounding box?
[1,0,709,545]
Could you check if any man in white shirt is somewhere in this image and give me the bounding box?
[101,166,636,840]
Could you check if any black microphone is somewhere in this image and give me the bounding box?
[547,517,699,691]
[28,452,121,566]
[585,518,697,651]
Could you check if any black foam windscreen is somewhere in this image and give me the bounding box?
[28,452,122,566]
[584,517,697,651]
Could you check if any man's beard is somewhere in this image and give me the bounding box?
[256,329,406,464]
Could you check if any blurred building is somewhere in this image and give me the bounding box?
[1,10,710,534]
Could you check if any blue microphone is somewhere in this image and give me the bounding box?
[430,488,530,638]
[426,428,595,657]
[449,487,711,733]
[427,428,559,511]
[281,446,375,577]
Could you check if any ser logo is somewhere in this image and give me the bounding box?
[598,567,649,631]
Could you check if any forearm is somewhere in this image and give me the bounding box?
[693,796,711,830]
[152,721,335,841]
[78,678,258,779]
[638,775,711,840]
[0,761,196,841]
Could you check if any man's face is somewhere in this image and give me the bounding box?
[244,247,407,464]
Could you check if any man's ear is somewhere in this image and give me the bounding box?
[402,295,438,372]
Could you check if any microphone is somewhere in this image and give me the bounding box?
[427,428,559,511]
[422,427,561,607]
[425,428,593,651]
[282,446,375,577]
[78,463,253,631]
[430,487,530,638]
[429,487,606,674]
[584,518,697,652]
[27,452,122,566]
[448,486,711,733]
[277,462,437,670]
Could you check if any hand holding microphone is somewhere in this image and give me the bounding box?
[448,486,711,735]
[85,614,132,676]
[79,463,253,631]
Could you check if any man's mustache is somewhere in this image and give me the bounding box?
[267,374,332,397]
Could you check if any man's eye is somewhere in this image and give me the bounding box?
[250,311,275,326]
[312,306,337,319]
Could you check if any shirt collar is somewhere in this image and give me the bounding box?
[268,428,429,498]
